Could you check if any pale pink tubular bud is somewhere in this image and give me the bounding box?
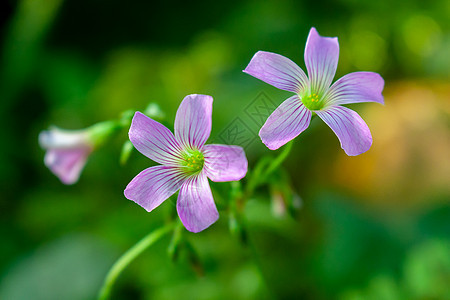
[39,121,121,184]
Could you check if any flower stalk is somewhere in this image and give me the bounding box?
[98,222,176,300]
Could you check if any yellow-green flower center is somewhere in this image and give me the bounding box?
[301,93,324,111]
[180,148,204,175]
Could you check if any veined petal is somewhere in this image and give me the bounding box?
[129,112,183,166]
[175,94,212,149]
[177,173,219,233]
[203,144,248,182]
[324,72,385,106]
[304,27,339,95]
[316,106,372,156]
[259,95,312,150]
[44,148,91,185]
[124,165,186,212]
[243,51,308,93]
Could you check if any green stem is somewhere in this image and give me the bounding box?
[244,141,294,198]
[244,157,271,197]
[98,223,176,300]
[262,140,293,180]
[167,219,184,261]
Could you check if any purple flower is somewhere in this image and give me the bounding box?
[244,27,384,155]
[39,121,120,184]
[39,127,94,184]
[124,94,248,233]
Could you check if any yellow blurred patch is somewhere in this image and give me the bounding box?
[332,80,450,209]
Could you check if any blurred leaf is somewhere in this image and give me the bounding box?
[144,102,166,121]
[120,140,134,166]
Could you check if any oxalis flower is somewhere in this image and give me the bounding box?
[124,94,248,233]
[39,121,119,184]
[244,27,384,155]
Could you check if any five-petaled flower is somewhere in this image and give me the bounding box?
[244,27,385,155]
[124,94,248,233]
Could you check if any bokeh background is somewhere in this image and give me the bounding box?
[0,0,449,299]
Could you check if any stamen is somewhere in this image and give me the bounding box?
[300,92,324,110]
[180,148,204,175]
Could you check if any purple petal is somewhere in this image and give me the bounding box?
[316,106,372,156]
[124,165,186,212]
[202,144,248,182]
[259,95,312,150]
[174,94,212,149]
[177,174,219,233]
[243,51,309,93]
[129,112,183,165]
[304,27,339,94]
[44,148,91,185]
[324,72,385,106]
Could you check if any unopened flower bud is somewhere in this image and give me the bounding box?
[39,120,121,184]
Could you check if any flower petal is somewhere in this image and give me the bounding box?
[259,95,312,150]
[174,94,212,149]
[202,144,248,182]
[324,72,385,106]
[177,174,219,233]
[39,127,90,149]
[316,106,372,156]
[124,165,186,212]
[44,148,91,185]
[304,27,339,95]
[129,111,183,165]
[243,51,308,93]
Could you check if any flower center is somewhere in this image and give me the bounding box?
[180,148,204,175]
[301,93,324,111]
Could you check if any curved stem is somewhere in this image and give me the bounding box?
[98,222,176,300]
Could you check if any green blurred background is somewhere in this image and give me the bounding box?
[0,0,449,299]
